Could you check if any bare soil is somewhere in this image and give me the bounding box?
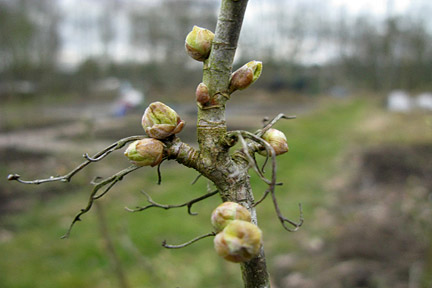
[273,144,432,288]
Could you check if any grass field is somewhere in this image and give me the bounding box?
[1,95,431,287]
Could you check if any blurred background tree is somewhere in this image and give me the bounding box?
[1,0,431,101]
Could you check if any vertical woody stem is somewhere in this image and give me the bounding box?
[196,0,271,287]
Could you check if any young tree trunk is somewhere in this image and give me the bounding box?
[198,1,271,287]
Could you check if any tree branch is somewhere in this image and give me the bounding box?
[125,189,218,216]
[165,137,200,172]
[228,130,303,232]
[162,232,216,249]
[61,165,141,239]
[256,113,296,137]
[7,135,145,185]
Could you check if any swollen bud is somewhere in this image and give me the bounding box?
[196,82,210,107]
[214,220,262,263]
[142,101,185,139]
[211,202,251,233]
[124,138,164,167]
[229,61,262,92]
[259,128,289,156]
[185,26,215,61]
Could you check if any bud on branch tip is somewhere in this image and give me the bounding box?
[124,139,164,167]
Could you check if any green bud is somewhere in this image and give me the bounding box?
[214,220,262,263]
[229,61,262,92]
[196,82,210,107]
[142,101,185,139]
[211,202,251,233]
[124,138,164,167]
[259,128,289,156]
[185,26,215,61]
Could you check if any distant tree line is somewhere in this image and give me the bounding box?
[1,0,431,100]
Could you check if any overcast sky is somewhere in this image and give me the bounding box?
[57,0,432,67]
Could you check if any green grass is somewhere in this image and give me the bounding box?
[0,97,387,287]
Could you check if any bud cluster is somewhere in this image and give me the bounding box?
[211,202,262,263]
[185,27,263,106]
[211,201,251,232]
[124,102,185,166]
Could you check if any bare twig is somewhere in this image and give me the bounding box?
[236,132,272,185]
[191,174,202,185]
[125,189,219,216]
[7,135,145,185]
[273,201,303,232]
[156,160,164,185]
[257,114,295,173]
[240,131,277,206]
[61,165,141,239]
[162,232,216,249]
[228,130,303,232]
[256,114,296,137]
[260,147,270,173]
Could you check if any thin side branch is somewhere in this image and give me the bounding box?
[236,132,272,185]
[239,131,277,206]
[7,135,145,185]
[276,203,304,232]
[228,130,303,232]
[125,190,219,216]
[256,114,296,137]
[61,165,141,239]
[162,232,216,249]
[156,160,165,185]
[256,114,295,173]
[191,174,202,185]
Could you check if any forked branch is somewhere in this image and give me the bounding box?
[61,165,141,239]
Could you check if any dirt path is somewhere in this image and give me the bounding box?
[0,99,315,155]
[0,102,124,154]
